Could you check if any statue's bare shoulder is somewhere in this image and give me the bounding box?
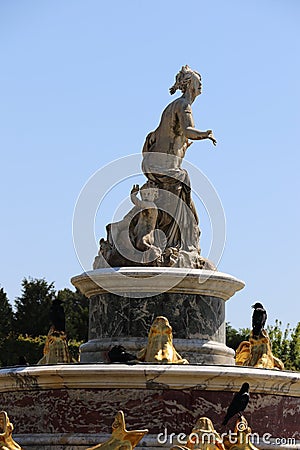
[166,96,192,115]
[162,96,194,134]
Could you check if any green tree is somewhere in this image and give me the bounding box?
[0,287,14,340]
[267,320,300,371]
[0,334,83,367]
[57,288,89,341]
[14,278,55,337]
[267,320,290,361]
[289,322,300,370]
[226,323,250,350]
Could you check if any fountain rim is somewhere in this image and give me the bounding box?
[0,364,299,397]
[71,267,245,300]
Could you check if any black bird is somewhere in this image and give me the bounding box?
[252,302,267,337]
[108,345,136,363]
[18,355,29,366]
[49,298,66,332]
[222,382,250,426]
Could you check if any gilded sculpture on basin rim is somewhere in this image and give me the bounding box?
[0,411,23,450]
[86,411,148,450]
[137,316,189,364]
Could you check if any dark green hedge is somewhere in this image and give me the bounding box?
[0,334,82,367]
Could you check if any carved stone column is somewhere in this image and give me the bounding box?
[71,268,244,365]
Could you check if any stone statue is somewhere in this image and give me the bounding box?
[130,184,159,253]
[111,182,161,264]
[94,66,217,269]
[235,330,284,370]
[86,410,148,450]
[37,299,71,364]
[171,417,225,450]
[142,65,216,256]
[223,416,260,450]
[137,316,189,364]
[94,181,162,268]
[0,411,23,450]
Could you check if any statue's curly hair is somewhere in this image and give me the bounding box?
[140,181,159,199]
[169,65,201,95]
[141,181,158,191]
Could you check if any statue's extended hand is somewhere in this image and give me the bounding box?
[131,184,139,195]
[207,130,217,146]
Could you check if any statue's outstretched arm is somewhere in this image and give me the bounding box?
[130,184,142,207]
[186,127,217,146]
[178,102,217,146]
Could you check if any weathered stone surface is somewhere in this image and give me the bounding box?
[85,290,228,364]
[1,365,299,448]
[89,292,225,342]
[71,268,245,300]
[79,338,234,365]
[4,386,300,439]
[72,268,244,365]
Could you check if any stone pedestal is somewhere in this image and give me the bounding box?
[71,268,244,365]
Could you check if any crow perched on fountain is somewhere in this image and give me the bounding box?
[108,345,136,363]
[222,382,250,426]
[251,302,267,337]
[37,298,70,364]
[49,298,66,332]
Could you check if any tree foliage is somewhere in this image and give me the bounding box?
[0,279,88,366]
[13,278,89,340]
[289,323,300,369]
[0,287,14,340]
[0,278,299,371]
[0,334,82,366]
[267,320,300,371]
[226,323,250,350]
[57,288,89,341]
[14,278,55,337]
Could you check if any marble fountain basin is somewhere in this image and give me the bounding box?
[0,363,299,450]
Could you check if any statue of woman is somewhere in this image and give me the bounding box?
[142,65,216,255]
[94,66,217,269]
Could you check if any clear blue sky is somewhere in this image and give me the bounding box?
[1,0,299,331]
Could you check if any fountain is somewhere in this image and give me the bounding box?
[0,66,299,450]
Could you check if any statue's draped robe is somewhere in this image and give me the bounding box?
[142,135,200,252]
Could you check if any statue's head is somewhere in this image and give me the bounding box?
[140,181,159,201]
[149,316,172,337]
[112,410,125,432]
[0,411,13,436]
[192,417,215,433]
[170,65,202,95]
